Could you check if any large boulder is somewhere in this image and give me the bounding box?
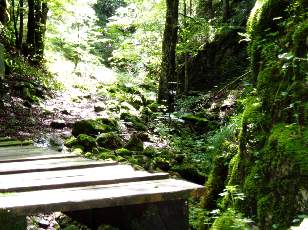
[96,132,123,150]
[72,118,119,137]
[125,134,144,151]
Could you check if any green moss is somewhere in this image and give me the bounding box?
[98,151,116,160]
[125,134,144,151]
[268,123,308,174]
[201,156,230,210]
[72,118,119,137]
[64,136,78,148]
[0,210,26,229]
[96,132,123,150]
[120,112,146,131]
[77,134,96,151]
[115,148,132,156]
[247,0,288,37]
[181,114,208,126]
[71,147,83,155]
[143,146,158,157]
[292,20,308,57]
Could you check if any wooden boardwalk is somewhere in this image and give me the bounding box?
[0,140,203,229]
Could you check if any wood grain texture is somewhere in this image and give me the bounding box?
[0,157,117,174]
[0,179,203,215]
[0,165,169,192]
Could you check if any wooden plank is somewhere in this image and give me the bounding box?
[0,137,17,142]
[0,140,33,147]
[0,179,204,215]
[0,146,56,155]
[0,158,117,175]
[0,165,169,192]
[0,153,78,163]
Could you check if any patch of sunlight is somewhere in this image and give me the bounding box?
[45,0,118,96]
[291,218,308,230]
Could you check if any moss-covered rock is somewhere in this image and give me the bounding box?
[125,134,144,151]
[98,150,116,160]
[77,134,96,151]
[64,136,78,148]
[120,112,147,131]
[222,1,308,229]
[201,155,231,210]
[72,118,119,137]
[0,211,26,230]
[115,148,132,157]
[172,163,205,185]
[143,146,158,158]
[96,132,123,150]
[181,114,208,126]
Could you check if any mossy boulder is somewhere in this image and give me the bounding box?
[77,134,96,151]
[72,118,119,137]
[0,211,26,230]
[181,114,208,126]
[172,164,205,185]
[120,112,147,131]
[125,134,144,151]
[98,151,116,160]
[96,132,123,150]
[115,148,132,157]
[143,146,158,158]
[153,157,171,171]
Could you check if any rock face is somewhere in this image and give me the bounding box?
[179,28,248,91]
[96,132,123,150]
[202,1,308,229]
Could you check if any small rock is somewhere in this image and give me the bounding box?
[61,109,71,115]
[31,216,50,229]
[50,119,66,129]
[94,103,106,112]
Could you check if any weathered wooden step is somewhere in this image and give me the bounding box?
[0,140,33,147]
[0,137,17,142]
[0,157,117,175]
[0,153,78,163]
[0,179,204,215]
[0,165,169,192]
[0,146,54,154]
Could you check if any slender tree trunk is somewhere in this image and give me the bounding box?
[158,0,179,102]
[222,0,229,22]
[183,0,189,93]
[18,0,24,49]
[197,0,212,17]
[12,0,20,47]
[26,0,35,56]
[36,2,48,59]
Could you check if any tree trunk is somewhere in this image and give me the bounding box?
[26,0,35,56]
[35,2,48,60]
[197,0,212,17]
[158,0,179,102]
[12,0,20,47]
[222,0,229,22]
[18,0,24,49]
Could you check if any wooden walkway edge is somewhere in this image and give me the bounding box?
[0,140,203,229]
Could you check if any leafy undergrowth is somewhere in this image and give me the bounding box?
[63,71,244,186]
[0,51,61,138]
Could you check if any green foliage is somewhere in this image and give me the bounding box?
[103,0,165,75]
[210,208,252,230]
[177,17,212,56]
[93,0,126,26]
[5,55,61,90]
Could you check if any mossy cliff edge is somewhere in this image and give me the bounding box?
[202,0,308,229]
